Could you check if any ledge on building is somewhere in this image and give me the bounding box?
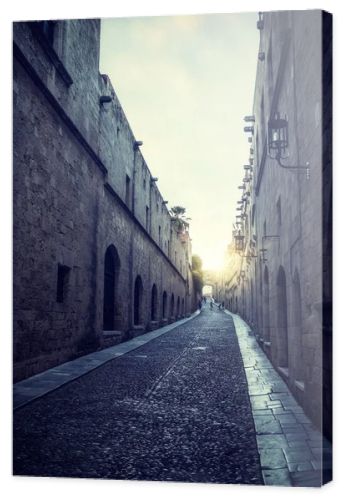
[128,325,146,338]
[148,321,160,331]
[278,366,289,378]
[102,330,123,348]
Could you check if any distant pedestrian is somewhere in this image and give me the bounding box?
[198,300,202,310]
[210,300,213,310]
[222,301,225,310]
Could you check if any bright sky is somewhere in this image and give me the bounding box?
[100,13,259,270]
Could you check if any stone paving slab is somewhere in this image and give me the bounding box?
[13,311,200,410]
[225,311,332,488]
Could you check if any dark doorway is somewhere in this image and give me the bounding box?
[263,266,270,343]
[293,270,304,380]
[170,293,175,318]
[134,275,143,326]
[277,266,289,368]
[162,291,167,318]
[103,245,120,330]
[176,296,180,318]
[151,284,158,321]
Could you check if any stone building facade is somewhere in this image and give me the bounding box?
[13,19,194,382]
[219,11,332,438]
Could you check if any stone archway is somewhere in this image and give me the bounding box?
[103,245,121,331]
[151,284,158,321]
[263,266,270,343]
[276,266,289,368]
[162,291,167,319]
[293,270,304,381]
[170,293,175,318]
[134,275,143,326]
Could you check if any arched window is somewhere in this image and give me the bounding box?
[162,291,167,319]
[276,266,288,368]
[134,275,143,326]
[103,245,120,330]
[151,284,158,321]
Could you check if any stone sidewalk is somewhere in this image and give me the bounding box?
[227,311,332,487]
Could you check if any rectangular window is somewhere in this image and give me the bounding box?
[57,264,70,303]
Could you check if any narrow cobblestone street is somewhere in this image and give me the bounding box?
[13,306,263,484]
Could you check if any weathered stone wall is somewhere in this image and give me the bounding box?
[13,19,193,382]
[218,10,332,436]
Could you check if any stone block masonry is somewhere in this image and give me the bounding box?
[13,19,194,382]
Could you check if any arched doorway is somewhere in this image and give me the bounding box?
[170,293,175,318]
[134,275,143,326]
[277,266,288,368]
[103,245,120,330]
[293,270,304,381]
[263,266,270,343]
[181,298,185,316]
[162,291,167,319]
[151,284,158,321]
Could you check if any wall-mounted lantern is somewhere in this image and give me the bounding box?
[133,140,143,150]
[244,115,255,123]
[244,125,254,134]
[268,111,310,178]
[258,52,265,61]
[234,234,244,252]
[162,200,168,204]
[150,176,158,183]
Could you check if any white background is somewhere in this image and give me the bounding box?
[1,0,345,498]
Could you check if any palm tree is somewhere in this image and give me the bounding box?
[170,206,191,232]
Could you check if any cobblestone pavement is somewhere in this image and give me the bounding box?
[13,306,263,485]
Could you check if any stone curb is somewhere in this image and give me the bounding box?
[224,310,331,488]
[13,310,201,411]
